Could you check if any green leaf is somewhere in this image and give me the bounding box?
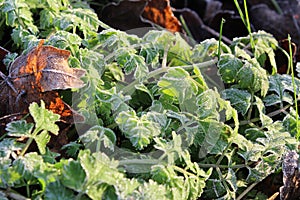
[225,168,237,192]
[1,0,38,33]
[253,31,278,73]
[146,111,169,132]
[129,180,168,200]
[237,61,269,96]
[254,96,272,126]
[97,87,132,116]
[217,54,243,83]
[0,157,21,188]
[151,162,210,199]
[235,131,264,162]
[283,107,300,138]
[61,142,83,158]
[98,29,140,50]
[61,159,86,192]
[232,45,251,61]
[0,139,23,159]
[168,33,193,66]
[139,43,160,68]
[79,125,116,151]
[29,101,60,135]
[222,88,251,115]
[78,48,105,77]
[106,62,125,82]
[2,52,18,68]
[116,50,148,81]
[143,30,176,50]
[232,31,278,74]
[11,27,36,48]
[39,9,57,30]
[154,132,184,164]
[195,120,229,156]
[45,181,75,200]
[158,67,198,104]
[42,148,60,164]
[47,30,82,52]
[53,8,99,38]
[192,38,231,62]
[78,150,137,199]
[5,120,33,137]
[165,110,199,145]
[34,130,51,155]
[116,110,161,150]
[196,90,219,120]
[13,152,58,191]
[264,74,299,106]
[134,83,154,101]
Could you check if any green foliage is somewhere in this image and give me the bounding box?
[158,67,198,104]
[222,88,252,115]
[264,74,300,106]
[116,110,161,150]
[0,1,299,199]
[6,101,60,155]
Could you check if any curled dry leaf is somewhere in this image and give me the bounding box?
[0,40,86,124]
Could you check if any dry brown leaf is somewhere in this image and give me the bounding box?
[0,40,85,124]
[142,0,182,33]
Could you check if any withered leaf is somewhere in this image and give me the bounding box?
[142,0,182,33]
[0,40,85,124]
[100,0,182,33]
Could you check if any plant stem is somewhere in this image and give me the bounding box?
[218,18,225,60]
[243,0,254,50]
[26,182,30,198]
[179,15,194,40]
[173,165,197,177]
[198,163,247,169]
[247,91,254,121]
[233,0,246,25]
[162,44,169,68]
[19,127,41,156]
[234,0,254,50]
[236,181,259,200]
[288,35,299,139]
[118,158,161,166]
[20,137,34,156]
[121,59,217,94]
[270,0,283,15]
[236,100,299,126]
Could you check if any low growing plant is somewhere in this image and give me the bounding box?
[0,0,299,199]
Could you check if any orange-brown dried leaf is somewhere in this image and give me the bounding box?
[142,0,182,33]
[0,40,85,124]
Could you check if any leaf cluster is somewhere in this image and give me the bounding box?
[0,1,299,199]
